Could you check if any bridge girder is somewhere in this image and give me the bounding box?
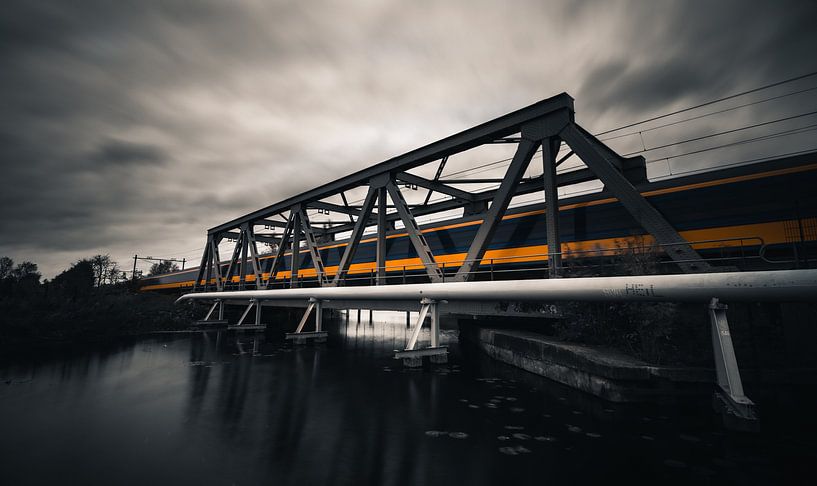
[192,92,710,292]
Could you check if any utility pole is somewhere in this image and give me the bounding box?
[132,255,187,279]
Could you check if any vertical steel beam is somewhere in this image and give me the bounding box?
[290,209,302,288]
[559,123,711,273]
[376,187,388,285]
[315,299,323,332]
[542,137,562,277]
[429,300,440,348]
[454,138,539,281]
[298,208,328,286]
[239,226,249,289]
[386,181,444,283]
[331,186,378,286]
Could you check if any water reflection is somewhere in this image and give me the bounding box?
[0,313,816,485]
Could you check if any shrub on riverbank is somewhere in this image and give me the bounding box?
[0,257,198,346]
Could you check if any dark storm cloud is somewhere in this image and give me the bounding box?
[91,140,166,166]
[576,0,817,118]
[1,0,816,277]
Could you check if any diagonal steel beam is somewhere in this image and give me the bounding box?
[209,236,224,291]
[422,156,448,205]
[222,230,245,289]
[266,213,294,285]
[453,138,540,281]
[244,223,265,289]
[323,166,600,236]
[559,123,711,273]
[330,186,379,286]
[298,207,328,286]
[340,192,355,223]
[385,181,444,283]
[209,93,574,234]
[193,236,210,291]
[396,171,474,202]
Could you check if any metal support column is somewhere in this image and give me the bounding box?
[286,297,328,343]
[290,209,302,288]
[395,298,447,366]
[239,227,249,290]
[228,298,266,331]
[376,186,388,285]
[542,137,562,277]
[709,298,756,421]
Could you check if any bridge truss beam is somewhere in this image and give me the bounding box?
[193,92,711,292]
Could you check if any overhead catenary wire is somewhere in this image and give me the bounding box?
[593,70,817,136]
[599,85,817,142]
[621,110,817,156]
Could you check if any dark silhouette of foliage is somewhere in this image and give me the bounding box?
[148,260,179,276]
[52,259,95,300]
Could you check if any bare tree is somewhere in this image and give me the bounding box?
[90,254,121,287]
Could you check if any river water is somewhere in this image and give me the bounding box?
[1,312,815,485]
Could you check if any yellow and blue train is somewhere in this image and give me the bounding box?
[139,152,817,292]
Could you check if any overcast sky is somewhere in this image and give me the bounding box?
[2,0,817,278]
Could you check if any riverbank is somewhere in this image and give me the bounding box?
[0,288,199,351]
[461,324,817,404]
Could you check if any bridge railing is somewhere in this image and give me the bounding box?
[225,235,772,291]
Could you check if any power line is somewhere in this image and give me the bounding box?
[644,123,817,163]
[594,70,817,136]
[599,85,817,142]
[623,110,817,156]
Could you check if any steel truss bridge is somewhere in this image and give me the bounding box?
[179,93,817,423]
[192,93,713,292]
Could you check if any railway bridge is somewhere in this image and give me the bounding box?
[152,93,817,421]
